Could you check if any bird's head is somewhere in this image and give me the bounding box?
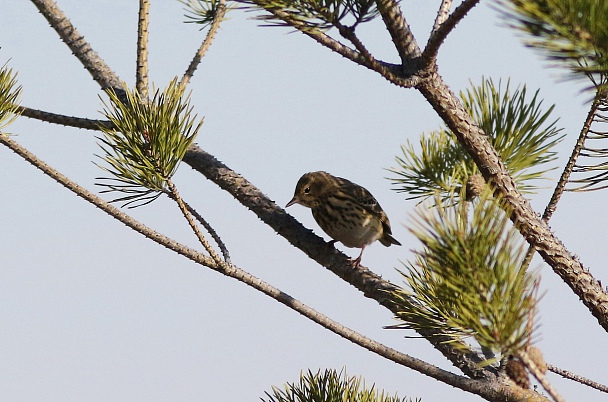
[286,171,336,209]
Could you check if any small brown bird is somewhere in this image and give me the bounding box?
[286,171,401,266]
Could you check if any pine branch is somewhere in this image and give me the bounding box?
[431,0,452,33]
[136,0,151,98]
[548,364,608,394]
[166,179,224,265]
[178,197,232,263]
[17,105,114,130]
[519,350,564,402]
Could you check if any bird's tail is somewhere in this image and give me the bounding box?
[379,233,401,247]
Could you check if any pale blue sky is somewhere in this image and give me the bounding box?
[1,1,607,401]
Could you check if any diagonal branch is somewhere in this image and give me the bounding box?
[1,132,214,267]
[179,197,232,263]
[182,144,495,380]
[166,179,224,266]
[542,91,605,220]
[519,350,565,402]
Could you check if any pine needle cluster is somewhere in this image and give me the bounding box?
[181,0,229,30]
[233,0,378,31]
[96,79,202,207]
[389,191,540,360]
[390,78,563,202]
[0,64,21,131]
[262,369,418,402]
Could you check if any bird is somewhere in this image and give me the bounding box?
[286,171,401,267]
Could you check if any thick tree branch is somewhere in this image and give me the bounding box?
[416,69,608,333]
[182,144,496,379]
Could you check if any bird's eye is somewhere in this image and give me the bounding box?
[304,187,311,194]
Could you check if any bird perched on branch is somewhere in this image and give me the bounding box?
[286,171,401,267]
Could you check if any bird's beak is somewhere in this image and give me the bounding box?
[285,197,298,208]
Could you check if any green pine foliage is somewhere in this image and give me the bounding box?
[0,64,21,131]
[96,79,203,207]
[262,369,418,402]
[389,78,563,202]
[234,0,379,31]
[181,0,229,30]
[389,190,540,360]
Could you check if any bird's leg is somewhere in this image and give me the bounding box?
[351,245,366,268]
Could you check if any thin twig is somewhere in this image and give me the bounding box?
[166,179,224,266]
[519,351,565,402]
[548,364,608,394]
[17,106,114,130]
[136,0,151,98]
[423,0,481,68]
[179,197,231,263]
[335,24,389,77]
[180,0,227,88]
[521,89,605,268]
